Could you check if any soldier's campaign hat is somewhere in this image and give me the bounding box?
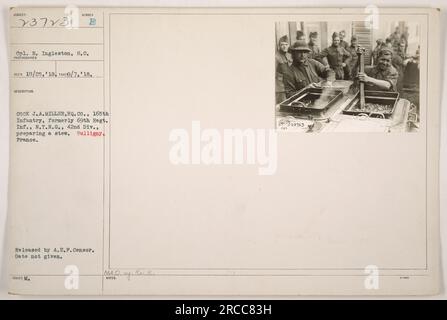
[339,30,346,36]
[351,35,358,41]
[290,40,312,52]
[332,31,340,39]
[378,47,394,57]
[309,31,318,37]
[278,35,289,44]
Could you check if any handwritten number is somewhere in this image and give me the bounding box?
[51,19,60,27]
[18,19,28,27]
[60,16,69,27]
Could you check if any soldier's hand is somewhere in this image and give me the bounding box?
[403,58,412,66]
[357,72,368,83]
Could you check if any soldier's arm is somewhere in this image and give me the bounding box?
[365,77,392,90]
[280,65,298,98]
[342,48,352,66]
[384,68,399,91]
[319,48,329,66]
[314,60,335,82]
[361,68,397,91]
[275,55,283,71]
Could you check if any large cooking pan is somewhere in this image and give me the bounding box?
[279,87,344,113]
[342,90,400,119]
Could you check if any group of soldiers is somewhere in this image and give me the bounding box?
[371,26,419,91]
[275,28,418,103]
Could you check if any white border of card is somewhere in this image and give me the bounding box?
[8,7,440,295]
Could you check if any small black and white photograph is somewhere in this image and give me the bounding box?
[275,20,421,133]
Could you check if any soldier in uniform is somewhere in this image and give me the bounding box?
[399,34,408,55]
[389,26,401,51]
[392,39,411,92]
[279,40,335,98]
[339,30,349,49]
[345,35,359,80]
[402,26,410,54]
[275,35,293,103]
[320,32,352,80]
[357,48,399,92]
[307,31,321,62]
[372,39,384,65]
